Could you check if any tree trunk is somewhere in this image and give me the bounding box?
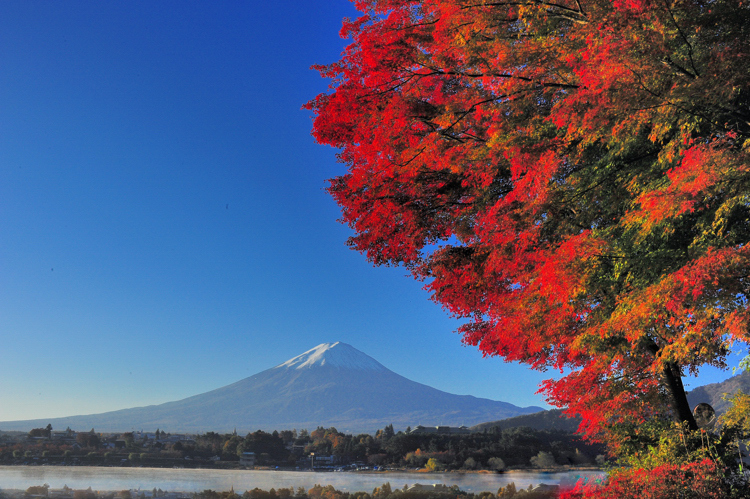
[662,362,698,431]
[643,339,699,430]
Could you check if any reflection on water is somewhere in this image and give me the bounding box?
[0,466,604,493]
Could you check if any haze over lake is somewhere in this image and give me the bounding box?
[0,467,604,493]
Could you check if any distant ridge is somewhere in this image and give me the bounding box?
[468,371,750,435]
[0,342,543,434]
[470,409,581,433]
[687,371,750,414]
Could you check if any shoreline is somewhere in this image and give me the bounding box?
[0,464,606,494]
[0,463,602,474]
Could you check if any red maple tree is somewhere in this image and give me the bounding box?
[559,458,728,499]
[307,0,750,440]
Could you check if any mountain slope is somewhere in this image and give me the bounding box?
[687,371,750,414]
[470,409,581,433]
[466,371,750,435]
[0,342,543,434]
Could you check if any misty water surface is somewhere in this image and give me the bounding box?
[0,467,604,493]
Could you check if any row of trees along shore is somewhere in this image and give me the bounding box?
[306,0,750,497]
[0,424,605,471]
[9,482,569,499]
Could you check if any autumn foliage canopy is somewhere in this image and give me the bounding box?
[307,0,750,439]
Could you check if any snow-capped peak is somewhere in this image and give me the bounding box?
[276,342,387,371]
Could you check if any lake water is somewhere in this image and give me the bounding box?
[0,467,604,493]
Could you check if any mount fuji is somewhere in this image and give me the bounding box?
[0,342,543,434]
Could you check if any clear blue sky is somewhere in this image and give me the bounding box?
[0,1,738,424]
